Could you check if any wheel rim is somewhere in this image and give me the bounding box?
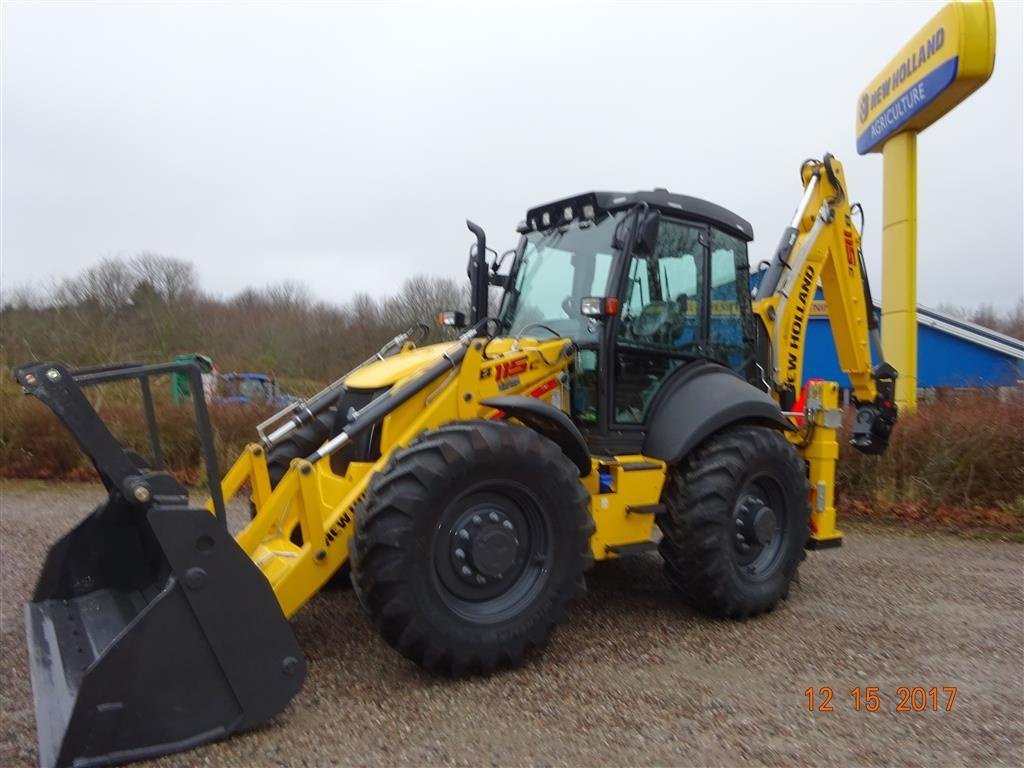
[432,480,551,623]
[732,474,788,580]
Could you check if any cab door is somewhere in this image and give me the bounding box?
[611,218,707,426]
[608,219,758,431]
[706,227,757,379]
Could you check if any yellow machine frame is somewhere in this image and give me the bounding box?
[210,154,881,618]
[214,336,671,617]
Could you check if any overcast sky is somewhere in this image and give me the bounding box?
[2,1,1022,311]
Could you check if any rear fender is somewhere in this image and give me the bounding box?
[643,362,793,464]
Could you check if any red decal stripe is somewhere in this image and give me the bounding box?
[529,379,558,398]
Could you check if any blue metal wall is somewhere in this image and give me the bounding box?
[804,315,1024,388]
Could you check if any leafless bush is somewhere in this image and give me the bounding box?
[1,254,466,382]
[936,300,1024,340]
[837,392,1024,508]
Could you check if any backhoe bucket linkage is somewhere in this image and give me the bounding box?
[15,361,305,768]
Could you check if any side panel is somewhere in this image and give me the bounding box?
[643,362,793,463]
[581,456,666,560]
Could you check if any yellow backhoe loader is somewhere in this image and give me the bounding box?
[18,153,896,767]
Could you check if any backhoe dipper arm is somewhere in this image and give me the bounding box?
[753,154,897,454]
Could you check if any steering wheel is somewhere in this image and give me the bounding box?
[628,300,686,343]
[629,301,669,339]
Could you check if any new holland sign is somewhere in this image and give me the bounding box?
[856,0,996,154]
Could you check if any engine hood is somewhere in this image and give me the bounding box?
[344,342,455,390]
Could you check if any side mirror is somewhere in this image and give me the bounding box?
[634,210,661,255]
[437,310,467,329]
[612,217,632,250]
[612,210,661,254]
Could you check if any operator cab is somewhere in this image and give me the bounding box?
[497,190,757,448]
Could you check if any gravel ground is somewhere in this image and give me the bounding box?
[1,480,1022,767]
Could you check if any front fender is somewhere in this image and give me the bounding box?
[480,395,591,477]
[643,362,793,464]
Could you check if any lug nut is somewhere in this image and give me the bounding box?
[454,548,465,560]
[475,575,486,584]
[461,566,472,577]
[458,529,469,540]
[502,520,513,530]
[489,512,499,523]
[472,515,482,525]
[184,567,207,590]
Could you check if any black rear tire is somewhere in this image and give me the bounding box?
[657,425,809,619]
[350,420,593,676]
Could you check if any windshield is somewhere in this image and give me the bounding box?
[498,213,622,341]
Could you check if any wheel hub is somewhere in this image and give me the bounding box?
[752,506,777,545]
[472,527,519,577]
[735,495,777,553]
[450,508,521,585]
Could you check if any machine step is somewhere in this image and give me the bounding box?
[605,541,659,557]
[626,503,665,516]
[619,461,663,472]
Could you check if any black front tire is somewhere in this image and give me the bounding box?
[350,420,593,676]
[264,409,336,487]
[657,425,810,619]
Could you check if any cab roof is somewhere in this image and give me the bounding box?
[525,189,753,243]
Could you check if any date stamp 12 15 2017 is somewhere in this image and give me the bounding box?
[805,687,958,713]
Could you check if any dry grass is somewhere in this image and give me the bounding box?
[0,389,274,484]
[837,392,1024,509]
[3,389,1021,532]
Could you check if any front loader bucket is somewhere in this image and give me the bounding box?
[16,362,306,768]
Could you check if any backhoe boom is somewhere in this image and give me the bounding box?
[753,154,897,455]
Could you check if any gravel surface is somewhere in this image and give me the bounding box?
[2,480,1022,767]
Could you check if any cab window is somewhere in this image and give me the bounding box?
[620,220,703,351]
[707,228,754,370]
[614,220,704,424]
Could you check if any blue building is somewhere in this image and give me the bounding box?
[804,300,1024,391]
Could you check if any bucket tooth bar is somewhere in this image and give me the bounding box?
[15,361,306,768]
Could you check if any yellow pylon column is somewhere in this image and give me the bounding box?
[881,131,918,411]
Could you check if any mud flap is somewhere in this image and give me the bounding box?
[16,361,306,767]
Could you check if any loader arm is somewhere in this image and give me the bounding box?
[753,154,897,455]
